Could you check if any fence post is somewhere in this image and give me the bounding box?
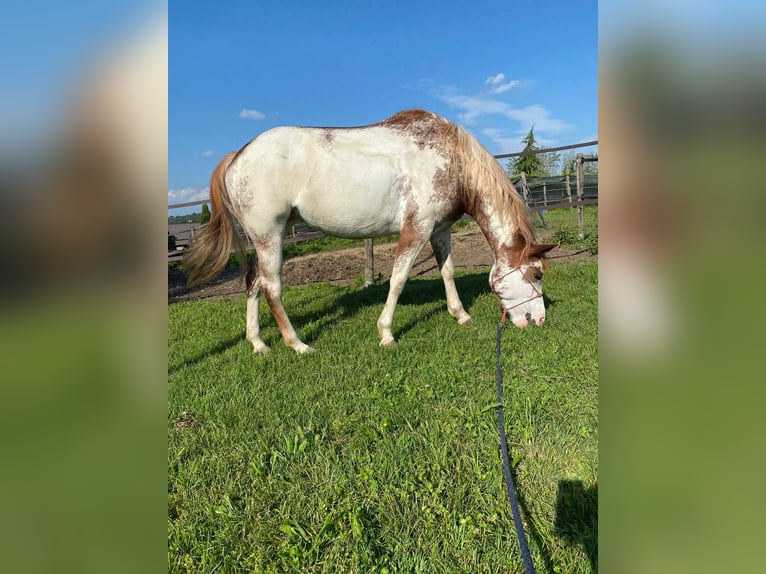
[519,172,529,204]
[576,153,585,237]
[364,238,374,287]
[565,174,573,209]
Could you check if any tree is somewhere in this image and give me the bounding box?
[538,151,562,177]
[200,204,211,225]
[508,127,543,176]
[562,152,599,176]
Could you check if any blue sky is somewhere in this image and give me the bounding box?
[169,0,597,212]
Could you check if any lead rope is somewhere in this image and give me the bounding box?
[495,311,536,574]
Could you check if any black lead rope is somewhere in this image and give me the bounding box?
[495,317,536,574]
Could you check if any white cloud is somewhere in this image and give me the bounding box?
[168,187,210,206]
[239,108,266,120]
[490,80,520,94]
[201,150,215,157]
[485,72,506,86]
[439,92,572,135]
[484,72,522,94]
[414,77,573,152]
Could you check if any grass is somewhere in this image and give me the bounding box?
[168,255,598,573]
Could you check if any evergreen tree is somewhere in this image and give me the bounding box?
[508,127,543,176]
[200,204,211,225]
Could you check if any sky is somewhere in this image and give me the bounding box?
[169,0,597,213]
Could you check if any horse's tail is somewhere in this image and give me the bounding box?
[184,151,245,286]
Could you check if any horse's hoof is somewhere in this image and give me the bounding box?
[379,338,397,348]
[293,343,315,354]
[252,343,271,354]
[458,315,475,326]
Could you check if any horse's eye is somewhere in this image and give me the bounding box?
[534,273,543,282]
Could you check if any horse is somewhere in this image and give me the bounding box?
[185,109,555,354]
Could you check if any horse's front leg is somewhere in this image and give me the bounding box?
[430,227,474,325]
[256,235,314,354]
[377,228,430,347]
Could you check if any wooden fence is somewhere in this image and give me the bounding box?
[168,141,598,282]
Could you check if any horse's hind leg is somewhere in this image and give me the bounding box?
[245,257,270,354]
[430,227,474,325]
[256,234,314,354]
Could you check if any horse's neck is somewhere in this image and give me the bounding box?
[466,198,516,257]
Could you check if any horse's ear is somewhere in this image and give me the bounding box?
[529,243,556,257]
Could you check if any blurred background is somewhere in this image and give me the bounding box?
[601,1,766,572]
[0,1,166,572]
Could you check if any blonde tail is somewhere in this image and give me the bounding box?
[183,152,245,286]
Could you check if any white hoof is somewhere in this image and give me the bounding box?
[379,338,397,348]
[251,341,271,354]
[458,314,475,326]
[291,342,315,354]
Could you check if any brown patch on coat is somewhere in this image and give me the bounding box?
[397,211,427,258]
[508,232,555,269]
[377,109,454,156]
[315,128,335,149]
[252,235,278,257]
[233,175,254,214]
[393,174,425,257]
[468,195,502,252]
[523,265,544,284]
[262,290,299,345]
[430,166,464,223]
[245,257,257,294]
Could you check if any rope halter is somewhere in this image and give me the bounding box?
[490,246,543,324]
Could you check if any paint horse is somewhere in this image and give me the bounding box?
[185,109,555,354]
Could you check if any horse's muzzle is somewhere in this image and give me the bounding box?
[511,312,545,327]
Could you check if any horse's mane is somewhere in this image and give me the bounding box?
[380,110,536,247]
[450,123,537,246]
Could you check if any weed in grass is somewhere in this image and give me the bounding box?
[553,224,578,246]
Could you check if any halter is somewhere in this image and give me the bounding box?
[490,246,543,324]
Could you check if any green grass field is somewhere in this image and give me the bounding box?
[168,248,597,572]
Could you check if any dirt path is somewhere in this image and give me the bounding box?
[168,226,592,303]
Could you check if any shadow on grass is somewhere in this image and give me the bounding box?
[555,479,598,572]
[512,476,598,573]
[168,333,243,375]
[510,466,557,574]
[169,271,562,365]
[289,272,491,346]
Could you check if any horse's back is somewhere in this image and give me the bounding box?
[227,124,452,238]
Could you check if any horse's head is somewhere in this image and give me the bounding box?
[490,242,556,327]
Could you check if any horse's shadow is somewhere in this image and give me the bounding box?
[168,333,243,375]
[171,270,559,369]
[555,479,598,572]
[291,272,559,348]
[286,272,491,347]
